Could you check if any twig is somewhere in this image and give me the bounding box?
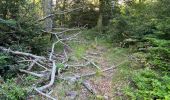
[60,60,128,81]
[17,60,32,63]
[35,62,49,71]
[81,60,128,78]
[19,69,45,78]
[82,57,100,70]
[62,32,81,41]
[27,59,38,70]
[37,7,84,22]
[52,28,73,30]
[34,87,57,100]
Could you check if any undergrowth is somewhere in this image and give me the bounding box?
[0,79,27,100]
[125,68,170,100]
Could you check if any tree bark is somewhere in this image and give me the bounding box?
[42,0,53,32]
[97,0,112,30]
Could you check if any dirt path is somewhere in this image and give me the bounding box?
[52,40,129,100]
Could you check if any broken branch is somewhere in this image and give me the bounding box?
[0,46,46,60]
[37,61,57,91]
[19,69,45,78]
[34,87,57,100]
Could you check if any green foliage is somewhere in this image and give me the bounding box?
[106,0,170,99]
[0,0,43,54]
[54,0,100,28]
[107,0,170,67]
[99,0,113,26]
[31,35,51,55]
[125,68,170,100]
[0,53,17,79]
[71,43,88,59]
[0,45,35,79]
[22,75,38,86]
[0,0,26,19]
[0,0,47,81]
[69,6,99,28]
[0,79,27,100]
[56,63,65,69]
[143,37,170,71]
[0,53,8,66]
[55,0,113,28]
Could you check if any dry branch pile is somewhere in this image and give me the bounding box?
[0,29,81,100]
[0,29,128,99]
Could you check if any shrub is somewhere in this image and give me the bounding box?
[125,68,170,100]
[0,79,27,100]
[140,37,170,70]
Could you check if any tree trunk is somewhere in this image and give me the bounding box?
[96,0,104,33]
[61,0,67,26]
[42,0,53,32]
[96,0,112,33]
[96,14,103,33]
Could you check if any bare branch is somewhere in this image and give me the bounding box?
[62,49,68,63]
[81,60,128,78]
[49,41,60,61]
[0,46,46,60]
[27,59,38,70]
[37,7,84,22]
[60,60,128,82]
[19,69,45,78]
[52,28,81,31]
[34,87,57,100]
[17,60,32,63]
[37,61,57,91]
[35,62,49,71]
[82,57,100,70]
[82,80,97,95]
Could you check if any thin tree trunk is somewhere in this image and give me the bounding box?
[96,14,103,33]
[96,0,104,33]
[42,0,53,32]
[61,0,66,26]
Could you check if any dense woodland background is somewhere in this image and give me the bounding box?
[0,0,170,99]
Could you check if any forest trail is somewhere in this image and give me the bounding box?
[51,37,130,100]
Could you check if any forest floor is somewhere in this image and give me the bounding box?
[48,34,132,100]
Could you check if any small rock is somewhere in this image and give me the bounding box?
[65,91,77,99]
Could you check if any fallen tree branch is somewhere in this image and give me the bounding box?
[60,60,128,81]
[17,60,32,63]
[37,61,57,91]
[0,46,46,60]
[35,62,49,71]
[49,41,60,61]
[82,80,97,95]
[19,69,45,78]
[81,60,128,78]
[34,87,57,100]
[0,26,81,99]
[82,57,100,70]
[52,28,75,30]
[27,59,38,70]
